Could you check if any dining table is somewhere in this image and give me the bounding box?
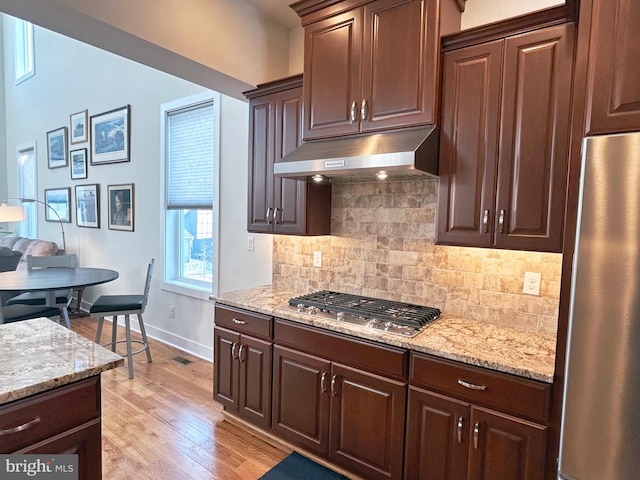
[0,267,119,308]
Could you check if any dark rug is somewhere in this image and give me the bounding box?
[259,452,350,480]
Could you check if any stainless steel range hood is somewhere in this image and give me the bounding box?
[273,126,439,182]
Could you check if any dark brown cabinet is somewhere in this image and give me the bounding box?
[213,305,272,429]
[272,319,407,480]
[0,377,103,480]
[297,0,461,140]
[585,0,640,134]
[437,23,575,253]
[405,353,550,480]
[245,75,331,235]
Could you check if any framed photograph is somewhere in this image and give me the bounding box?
[44,187,72,223]
[46,127,69,169]
[75,184,100,228]
[90,105,130,165]
[70,148,88,180]
[107,183,134,231]
[70,110,88,144]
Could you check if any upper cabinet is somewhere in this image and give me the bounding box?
[245,75,332,235]
[437,23,575,253]
[293,0,463,141]
[585,0,640,134]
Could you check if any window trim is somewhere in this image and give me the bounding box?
[17,142,38,238]
[160,91,221,299]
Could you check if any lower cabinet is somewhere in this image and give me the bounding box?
[272,320,407,480]
[405,353,550,480]
[0,376,103,480]
[213,305,273,429]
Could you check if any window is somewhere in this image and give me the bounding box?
[17,143,37,238]
[162,92,220,297]
[14,18,34,84]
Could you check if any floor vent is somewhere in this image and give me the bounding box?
[172,356,194,365]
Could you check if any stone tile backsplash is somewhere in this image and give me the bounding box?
[272,179,561,335]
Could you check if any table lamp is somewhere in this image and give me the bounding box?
[0,199,66,252]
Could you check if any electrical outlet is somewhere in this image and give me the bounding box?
[523,272,541,296]
[313,251,322,268]
[247,236,255,251]
[169,305,175,318]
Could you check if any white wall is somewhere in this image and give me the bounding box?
[462,0,565,29]
[2,20,272,359]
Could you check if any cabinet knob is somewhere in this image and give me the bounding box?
[482,209,489,233]
[457,416,464,443]
[360,99,368,121]
[473,421,480,449]
[350,101,358,123]
[498,209,505,234]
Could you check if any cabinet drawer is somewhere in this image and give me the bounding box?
[215,304,272,340]
[275,319,408,381]
[410,353,550,423]
[0,376,100,453]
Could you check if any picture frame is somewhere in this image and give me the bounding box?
[107,183,134,231]
[75,184,100,228]
[46,127,69,169]
[70,148,88,180]
[44,187,72,223]
[70,110,88,144]
[90,105,131,165]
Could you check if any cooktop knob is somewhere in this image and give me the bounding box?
[296,303,305,312]
[308,306,318,315]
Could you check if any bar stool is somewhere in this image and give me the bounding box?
[90,259,154,379]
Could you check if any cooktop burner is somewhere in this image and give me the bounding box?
[287,290,441,337]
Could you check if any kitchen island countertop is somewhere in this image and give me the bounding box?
[212,285,557,383]
[0,317,124,405]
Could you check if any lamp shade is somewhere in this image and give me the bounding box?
[0,205,26,222]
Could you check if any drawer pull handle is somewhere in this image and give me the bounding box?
[331,375,337,396]
[473,421,480,449]
[232,318,247,325]
[321,371,327,393]
[457,416,463,443]
[0,416,41,436]
[457,379,487,391]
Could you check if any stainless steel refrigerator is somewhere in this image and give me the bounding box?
[558,132,640,479]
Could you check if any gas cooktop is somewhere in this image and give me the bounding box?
[287,290,441,337]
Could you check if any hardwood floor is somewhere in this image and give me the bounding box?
[70,316,288,480]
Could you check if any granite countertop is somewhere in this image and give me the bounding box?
[212,285,557,383]
[0,317,124,405]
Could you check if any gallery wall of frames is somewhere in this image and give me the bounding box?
[45,104,135,232]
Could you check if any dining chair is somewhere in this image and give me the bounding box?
[0,304,61,324]
[90,259,154,379]
[5,254,78,328]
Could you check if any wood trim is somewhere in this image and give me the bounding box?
[243,74,303,100]
[441,2,577,52]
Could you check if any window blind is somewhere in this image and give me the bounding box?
[167,101,214,209]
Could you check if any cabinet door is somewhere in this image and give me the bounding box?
[467,407,547,480]
[437,40,503,248]
[213,327,240,410]
[303,9,363,140]
[495,23,574,252]
[329,363,406,480]
[247,96,275,233]
[586,0,640,134]
[238,335,272,429]
[405,387,468,480]
[272,345,331,456]
[361,0,438,132]
[273,87,306,234]
[18,420,102,480]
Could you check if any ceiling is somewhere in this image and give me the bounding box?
[245,0,301,29]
